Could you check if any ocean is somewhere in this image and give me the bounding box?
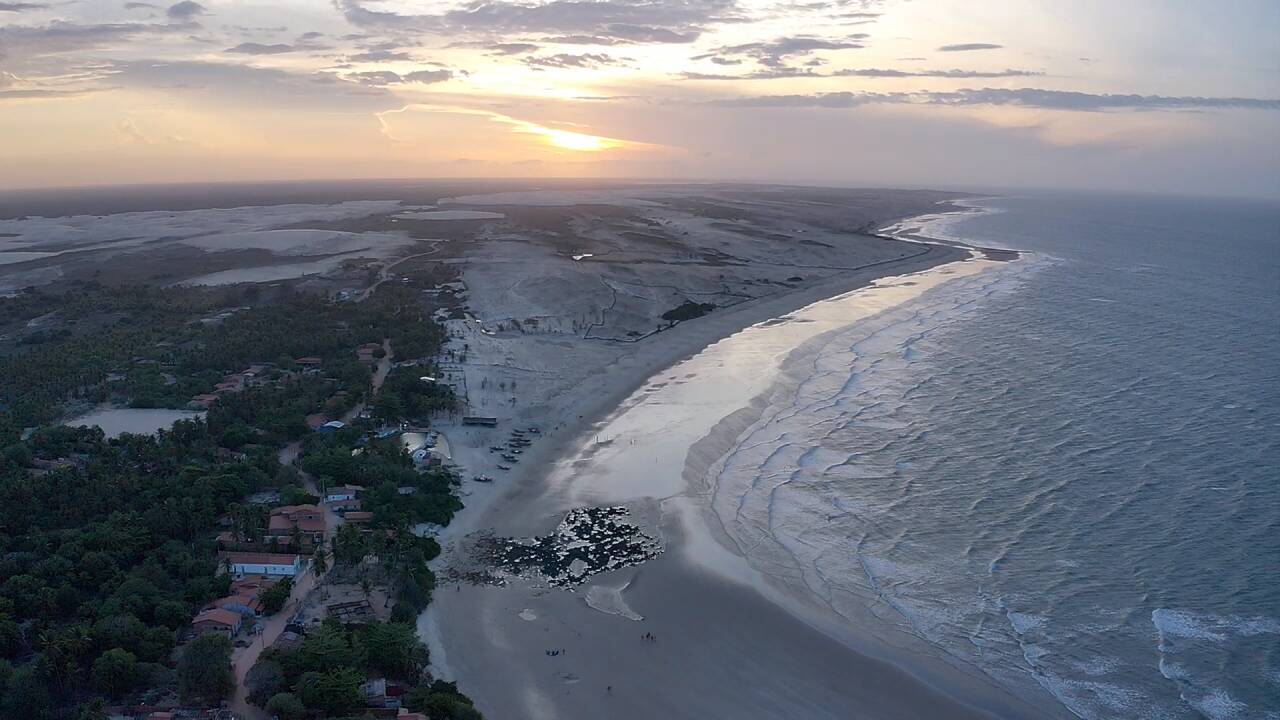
[707,192,1280,719]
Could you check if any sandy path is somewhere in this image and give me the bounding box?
[356,250,440,301]
[229,567,316,720]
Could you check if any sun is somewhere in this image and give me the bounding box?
[542,128,618,152]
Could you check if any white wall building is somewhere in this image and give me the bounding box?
[222,552,305,578]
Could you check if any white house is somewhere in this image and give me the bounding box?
[324,484,363,503]
[221,551,305,578]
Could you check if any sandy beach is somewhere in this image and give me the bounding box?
[415,187,1056,719]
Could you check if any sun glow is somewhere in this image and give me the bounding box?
[542,128,616,151]
[375,103,646,161]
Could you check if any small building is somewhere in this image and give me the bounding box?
[266,505,325,546]
[329,497,361,512]
[221,551,305,578]
[210,592,264,617]
[343,511,373,524]
[317,420,347,434]
[231,577,277,595]
[266,514,325,546]
[324,484,363,503]
[272,504,323,521]
[356,343,383,364]
[188,393,220,409]
[192,608,243,637]
[296,356,323,367]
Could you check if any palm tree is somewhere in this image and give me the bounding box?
[313,545,328,576]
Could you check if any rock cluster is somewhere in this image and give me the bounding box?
[484,506,663,587]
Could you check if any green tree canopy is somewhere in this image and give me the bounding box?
[90,648,138,699]
[265,691,306,720]
[296,667,364,715]
[177,633,233,705]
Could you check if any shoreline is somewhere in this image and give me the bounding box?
[421,206,1051,718]
[427,227,970,547]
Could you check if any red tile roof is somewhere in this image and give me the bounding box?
[297,518,326,533]
[222,551,301,565]
[231,578,277,594]
[193,608,242,628]
[271,504,322,517]
[211,593,263,613]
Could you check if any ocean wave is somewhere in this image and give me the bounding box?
[700,203,1280,720]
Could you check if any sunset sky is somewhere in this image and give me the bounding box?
[1,0,1277,196]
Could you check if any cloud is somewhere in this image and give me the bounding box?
[167,1,205,21]
[225,42,297,55]
[596,24,698,43]
[404,69,453,84]
[691,66,1039,80]
[117,117,149,143]
[0,2,46,11]
[124,2,158,8]
[346,70,403,86]
[445,41,540,55]
[103,60,395,110]
[333,0,736,45]
[523,52,622,70]
[344,68,455,86]
[695,35,866,68]
[684,66,1043,80]
[714,88,1280,111]
[0,87,103,101]
[938,43,1002,52]
[347,48,413,61]
[938,88,1280,110]
[835,67,1040,79]
[0,20,197,63]
[541,34,619,45]
[487,42,540,55]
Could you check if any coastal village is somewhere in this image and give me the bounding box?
[0,267,495,718]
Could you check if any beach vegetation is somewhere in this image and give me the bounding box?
[405,680,484,720]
